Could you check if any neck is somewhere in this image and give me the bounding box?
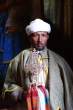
[31,46,47,51]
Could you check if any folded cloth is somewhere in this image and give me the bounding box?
[24,84,51,110]
[25,19,51,36]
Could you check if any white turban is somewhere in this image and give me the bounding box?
[25,18,51,36]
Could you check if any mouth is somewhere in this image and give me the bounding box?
[37,42,43,46]
[35,43,44,50]
[37,43,43,47]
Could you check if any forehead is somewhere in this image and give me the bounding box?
[32,31,48,35]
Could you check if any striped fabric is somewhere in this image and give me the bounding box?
[25,85,51,110]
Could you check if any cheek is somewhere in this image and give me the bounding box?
[32,37,38,42]
[43,38,48,43]
[31,38,38,44]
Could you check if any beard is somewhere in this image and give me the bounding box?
[32,43,46,51]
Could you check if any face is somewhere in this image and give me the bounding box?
[29,31,49,50]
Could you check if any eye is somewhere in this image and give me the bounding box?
[42,33,48,37]
[32,33,38,37]
[42,34,46,37]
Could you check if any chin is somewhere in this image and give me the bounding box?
[36,46,45,51]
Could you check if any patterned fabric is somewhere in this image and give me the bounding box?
[38,49,49,80]
[26,85,39,110]
[25,85,51,110]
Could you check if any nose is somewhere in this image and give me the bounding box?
[38,35,42,42]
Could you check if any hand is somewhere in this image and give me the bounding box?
[11,87,23,102]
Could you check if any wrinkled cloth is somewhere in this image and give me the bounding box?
[25,19,51,35]
[25,85,51,110]
[2,48,73,110]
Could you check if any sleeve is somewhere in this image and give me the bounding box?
[55,53,73,110]
[60,58,73,110]
[2,56,23,102]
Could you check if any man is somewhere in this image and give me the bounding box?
[2,19,73,110]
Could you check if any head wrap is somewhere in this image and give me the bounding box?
[25,18,51,36]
